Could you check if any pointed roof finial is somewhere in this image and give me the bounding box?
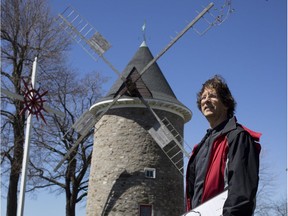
[142,20,146,43]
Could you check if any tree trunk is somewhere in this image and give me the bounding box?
[66,198,76,216]
[65,158,78,216]
[6,114,25,216]
[6,172,20,216]
[6,97,25,216]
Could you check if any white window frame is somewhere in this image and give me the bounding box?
[144,168,156,179]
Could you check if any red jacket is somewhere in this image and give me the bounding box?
[186,117,261,215]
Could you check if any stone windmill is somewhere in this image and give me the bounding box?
[53,2,234,215]
[86,41,192,216]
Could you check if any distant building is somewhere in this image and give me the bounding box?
[86,41,192,216]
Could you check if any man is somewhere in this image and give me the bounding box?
[186,75,261,216]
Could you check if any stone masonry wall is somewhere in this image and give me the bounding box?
[86,107,185,216]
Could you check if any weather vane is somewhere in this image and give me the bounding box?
[142,21,147,43]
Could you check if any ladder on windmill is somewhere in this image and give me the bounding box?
[148,117,191,174]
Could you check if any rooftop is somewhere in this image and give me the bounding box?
[90,42,192,122]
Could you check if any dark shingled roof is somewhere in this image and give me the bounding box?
[99,42,185,107]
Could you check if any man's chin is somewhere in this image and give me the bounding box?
[203,111,214,117]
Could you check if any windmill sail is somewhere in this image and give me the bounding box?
[55,3,215,172]
[57,6,111,57]
[88,32,111,55]
[148,117,190,175]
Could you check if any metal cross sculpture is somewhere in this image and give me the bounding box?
[20,77,48,123]
[1,57,64,216]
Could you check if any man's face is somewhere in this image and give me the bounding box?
[200,88,228,123]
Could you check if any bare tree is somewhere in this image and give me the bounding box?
[270,198,287,216]
[254,198,287,216]
[254,154,287,216]
[25,68,107,216]
[1,0,70,215]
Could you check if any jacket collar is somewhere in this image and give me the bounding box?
[220,116,262,141]
[220,116,237,135]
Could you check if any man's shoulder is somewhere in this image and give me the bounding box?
[225,124,245,143]
[225,117,261,142]
[226,120,261,151]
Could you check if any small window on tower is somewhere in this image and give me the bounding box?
[144,168,156,179]
[139,204,152,216]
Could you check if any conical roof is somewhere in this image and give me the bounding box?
[90,42,192,122]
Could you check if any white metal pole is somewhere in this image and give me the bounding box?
[17,57,38,216]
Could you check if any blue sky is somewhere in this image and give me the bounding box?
[2,1,286,215]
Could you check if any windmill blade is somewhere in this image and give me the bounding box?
[139,95,191,175]
[54,72,134,172]
[72,110,97,135]
[54,92,125,172]
[54,3,214,172]
[1,88,24,101]
[61,109,97,139]
[101,3,215,92]
[57,6,126,82]
[88,2,215,107]
[193,0,234,36]
[120,67,191,175]
[138,94,190,175]
[148,118,188,175]
[42,105,65,117]
[57,6,111,56]
[54,130,91,172]
[57,3,214,89]
[54,67,145,171]
[89,2,215,119]
[92,3,215,172]
[135,3,214,79]
[56,3,215,117]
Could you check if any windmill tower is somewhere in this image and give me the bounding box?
[86,41,192,216]
[53,3,234,215]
